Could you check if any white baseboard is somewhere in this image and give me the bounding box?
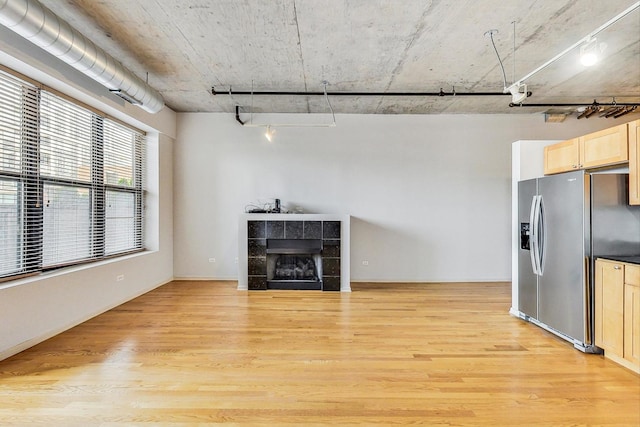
[173,276,238,281]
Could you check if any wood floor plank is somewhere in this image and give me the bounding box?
[0,281,638,426]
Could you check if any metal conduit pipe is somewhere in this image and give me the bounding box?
[214,87,532,98]
[509,102,640,107]
[0,0,164,113]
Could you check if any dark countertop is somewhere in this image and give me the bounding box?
[598,255,640,265]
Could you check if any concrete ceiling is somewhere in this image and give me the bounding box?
[38,0,640,115]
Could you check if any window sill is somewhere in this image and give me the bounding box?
[0,250,157,291]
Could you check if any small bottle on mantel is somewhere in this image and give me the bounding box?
[273,198,281,213]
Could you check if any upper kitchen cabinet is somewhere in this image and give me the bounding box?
[544,138,580,174]
[629,119,640,205]
[580,124,628,169]
[544,123,629,175]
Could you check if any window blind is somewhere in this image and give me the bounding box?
[0,69,145,280]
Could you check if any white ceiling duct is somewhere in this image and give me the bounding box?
[0,0,164,113]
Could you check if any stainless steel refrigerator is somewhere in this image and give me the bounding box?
[517,170,640,352]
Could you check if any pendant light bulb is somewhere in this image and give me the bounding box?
[265,125,275,142]
[580,37,605,67]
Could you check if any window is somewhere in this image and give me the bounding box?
[105,190,136,255]
[42,184,92,266]
[0,69,145,280]
[0,179,20,276]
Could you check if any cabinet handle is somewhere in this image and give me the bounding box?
[614,265,622,270]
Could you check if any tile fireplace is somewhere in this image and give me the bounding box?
[238,214,350,291]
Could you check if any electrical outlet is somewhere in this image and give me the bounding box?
[208,258,216,263]
[116,274,125,281]
[234,257,239,264]
[362,260,369,266]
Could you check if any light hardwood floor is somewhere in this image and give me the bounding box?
[1,281,639,426]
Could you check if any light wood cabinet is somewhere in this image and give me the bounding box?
[595,259,640,373]
[580,124,629,169]
[544,138,580,174]
[624,265,640,367]
[629,119,640,205]
[595,259,624,356]
[544,124,629,175]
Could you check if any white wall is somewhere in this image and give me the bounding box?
[0,31,176,360]
[174,113,632,282]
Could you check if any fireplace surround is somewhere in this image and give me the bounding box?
[238,214,350,291]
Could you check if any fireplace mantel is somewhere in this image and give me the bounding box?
[238,214,351,291]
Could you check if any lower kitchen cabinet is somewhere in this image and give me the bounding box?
[595,259,640,373]
[624,265,640,367]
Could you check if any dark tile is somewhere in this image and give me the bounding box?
[322,239,340,257]
[248,257,266,275]
[284,221,303,239]
[303,221,321,239]
[266,221,285,239]
[323,276,341,291]
[248,276,267,290]
[248,221,265,238]
[248,239,266,257]
[323,221,341,239]
[322,258,340,276]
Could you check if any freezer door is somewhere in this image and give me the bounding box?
[518,179,538,319]
[538,170,587,343]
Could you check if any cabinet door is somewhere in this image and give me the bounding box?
[544,138,579,175]
[629,120,640,205]
[595,260,624,356]
[579,124,629,169]
[624,265,640,366]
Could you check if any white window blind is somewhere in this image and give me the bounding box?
[42,183,91,266]
[0,72,22,276]
[0,72,39,277]
[103,120,143,256]
[0,69,145,280]
[0,179,20,276]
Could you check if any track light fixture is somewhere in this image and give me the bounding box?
[509,83,528,104]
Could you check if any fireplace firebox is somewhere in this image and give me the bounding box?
[266,239,322,290]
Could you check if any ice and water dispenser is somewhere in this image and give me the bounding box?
[520,223,530,250]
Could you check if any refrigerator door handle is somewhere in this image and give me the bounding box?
[529,195,541,275]
[538,196,545,275]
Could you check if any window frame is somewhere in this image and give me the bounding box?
[0,68,146,281]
